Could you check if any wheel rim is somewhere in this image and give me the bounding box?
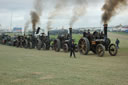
[54,39,60,52]
[97,47,103,56]
[78,38,88,54]
[24,40,28,48]
[37,43,41,50]
[16,41,19,47]
[110,45,116,54]
[109,44,117,56]
[37,40,42,50]
[43,43,46,50]
[96,44,105,57]
[63,44,68,52]
[29,42,33,49]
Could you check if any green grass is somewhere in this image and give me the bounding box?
[110,32,128,35]
[0,33,128,85]
[72,34,82,44]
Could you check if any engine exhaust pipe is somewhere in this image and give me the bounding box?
[32,27,35,36]
[104,24,108,38]
[36,27,41,34]
[69,28,72,49]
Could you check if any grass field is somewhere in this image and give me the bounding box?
[0,33,128,85]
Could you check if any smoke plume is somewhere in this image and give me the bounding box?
[47,0,67,30]
[102,0,128,24]
[31,11,39,33]
[31,0,43,34]
[70,0,87,27]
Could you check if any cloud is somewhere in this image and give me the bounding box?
[0,0,128,29]
[0,0,33,11]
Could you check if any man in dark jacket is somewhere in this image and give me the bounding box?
[70,40,76,58]
[116,38,120,49]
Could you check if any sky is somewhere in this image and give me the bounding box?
[0,0,128,30]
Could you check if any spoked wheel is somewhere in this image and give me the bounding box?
[109,44,118,56]
[63,43,69,52]
[96,44,105,57]
[54,39,60,52]
[16,41,20,47]
[22,40,25,48]
[24,40,29,48]
[43,43,47,50]
[36,40,42,50]
[29,42,33,49]
[20,41,23,48]
[78,37,90,55]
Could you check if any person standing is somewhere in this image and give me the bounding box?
[83,30,87,37]
[115,38,120,49]
[70,40,76,58]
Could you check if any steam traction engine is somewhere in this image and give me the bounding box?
[53,34,70,52]
[23,27,41,49]
[36,32,51,50]
[0,34,12,45]
[15,35,26,47]
[52,28,77,52]
[78,24,118,57]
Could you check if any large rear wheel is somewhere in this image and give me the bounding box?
[78,37,90,55]
[54,39,60,52]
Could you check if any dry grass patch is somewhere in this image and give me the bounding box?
[39,75,54,80]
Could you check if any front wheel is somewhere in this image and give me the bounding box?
[63,43,69,52]
[96,44,105,57]
[109,44,118,56]
[43,43,47,50]
[29,42,33,49]
[36,40,42,50]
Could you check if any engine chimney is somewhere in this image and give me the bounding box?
[104,24,108,38]
[69,28,72,49]
[36,27,40,34]
[69,27,72,39]
[32,26,36,36]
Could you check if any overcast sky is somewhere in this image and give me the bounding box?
[0,0,128,30]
